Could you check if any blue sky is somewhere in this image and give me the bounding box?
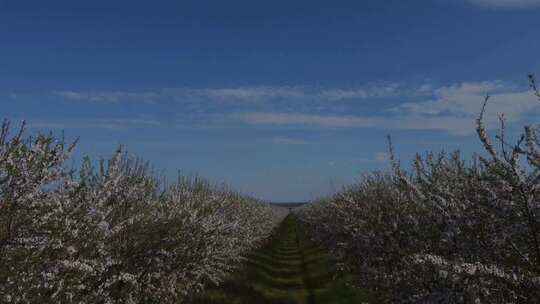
[2,0,540,202]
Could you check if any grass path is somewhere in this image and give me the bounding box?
[191,215,379,304]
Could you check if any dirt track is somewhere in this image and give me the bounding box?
[192,215,378,304]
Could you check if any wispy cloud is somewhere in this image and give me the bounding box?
[51,80,540,136]
[28,118,161,130]
[234,112,378,128]
[233,112,477,135]
[466,0,540,9]
[319,83,400,101]
[192,87,305,102]
[55,86,305,105]
[271,137,311,145]
[185,84,405,103]
[231,79,539,135]
[397,80,538,132]
[54,84,398,105]
[55,91,160,104]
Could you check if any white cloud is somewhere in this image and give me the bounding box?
[55,86,304,104]
[232,111,478,134]
[51,80,540,136]
[235,112,378,128]
[28,118,161,130]
[398,80,538,133]
[394,115,477,136]
[232,79,539,136]
[194,87,305,102]
[55,91,160,104]
[418,83,433,93]
[53,84,402,105]
[55,91,87,100]
[319,83,400,101]
[398,81,506,115]
[467,0,540,9]
[271,137,310,145]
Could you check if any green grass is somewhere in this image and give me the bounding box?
[191,215,381,304]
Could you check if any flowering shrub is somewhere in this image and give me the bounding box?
[295,79,540,303]
[0,121,287,303]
